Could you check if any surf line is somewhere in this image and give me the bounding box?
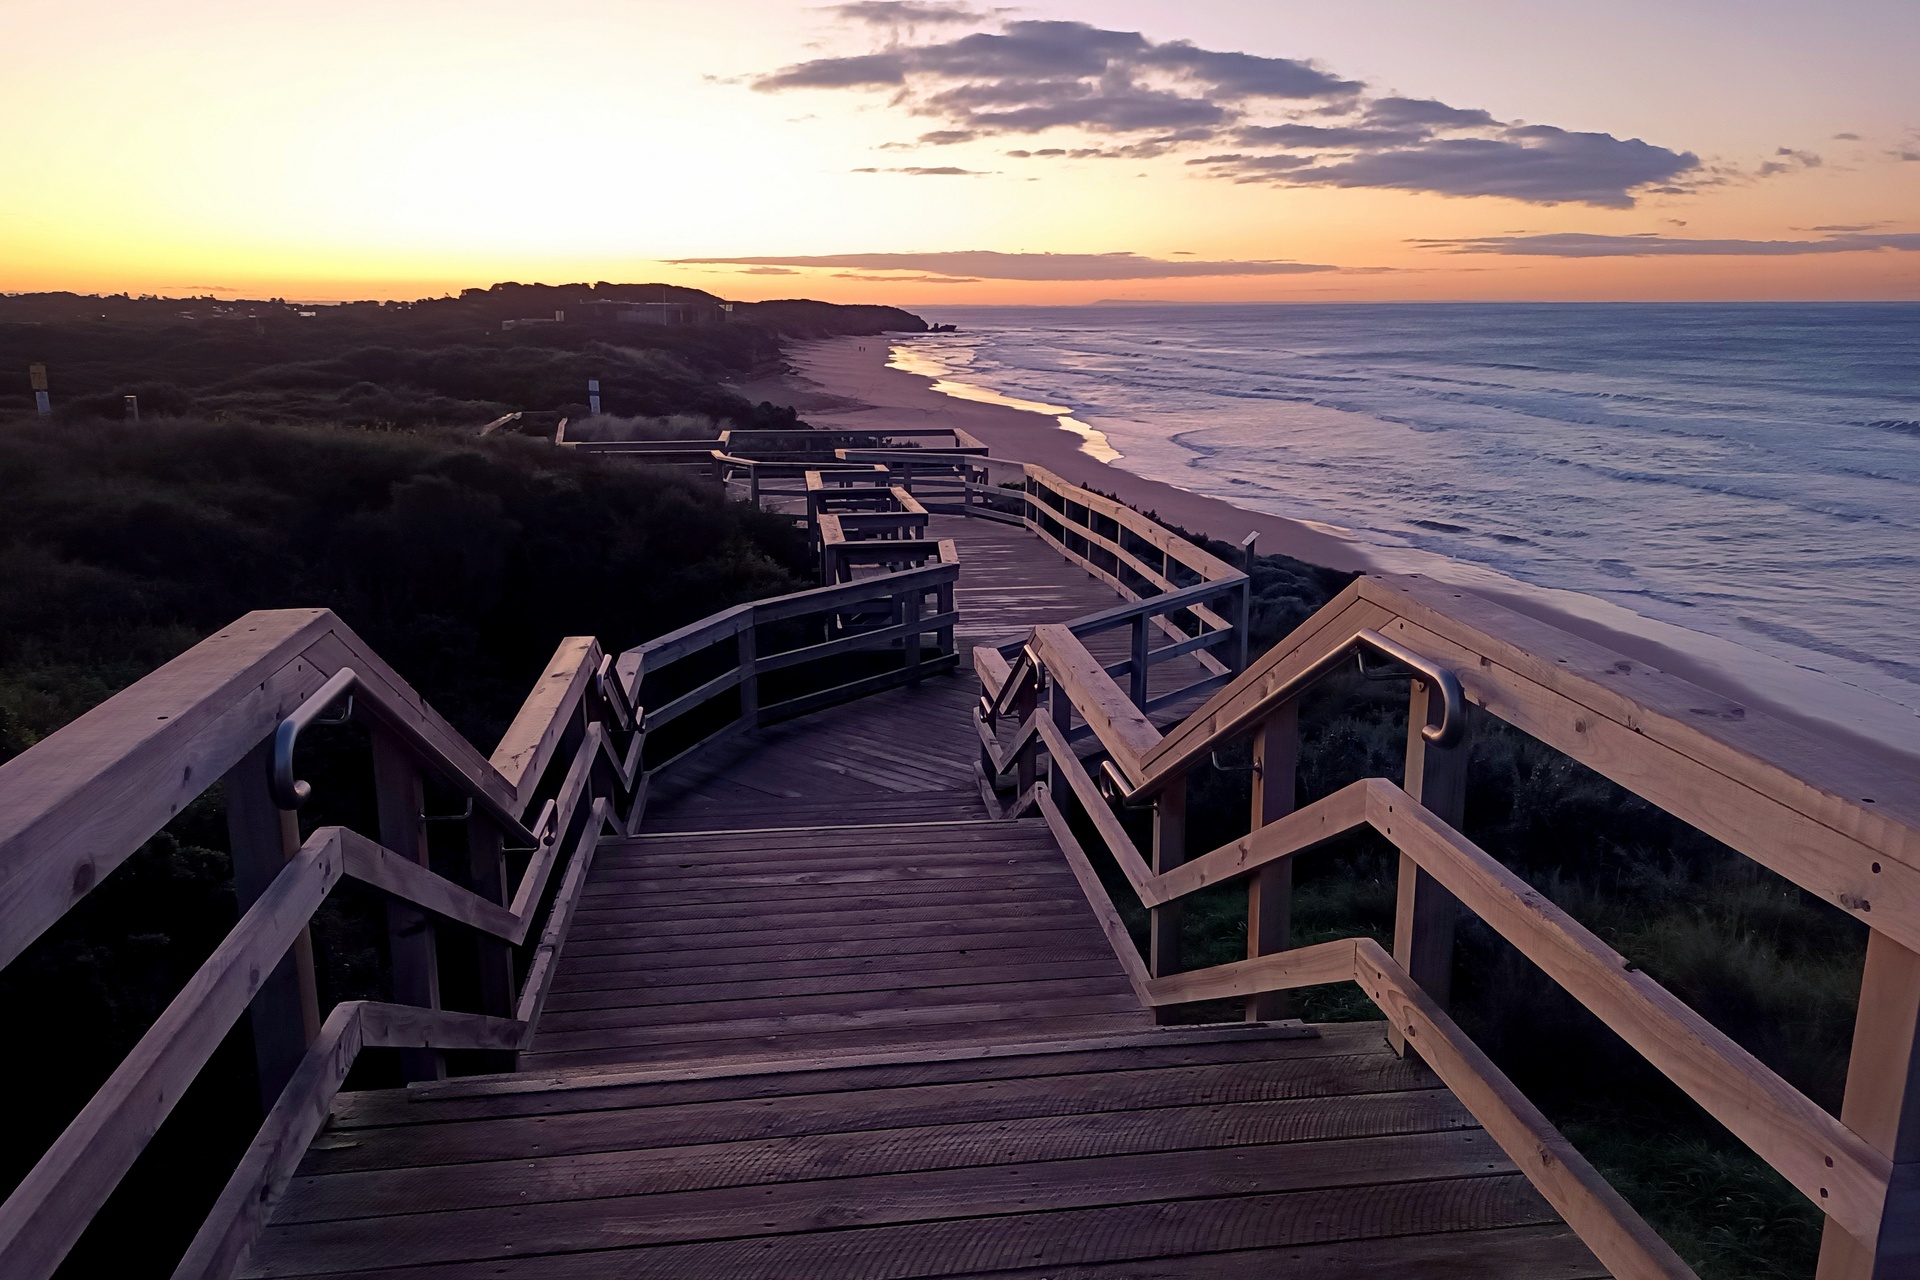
[887,344,1121,463]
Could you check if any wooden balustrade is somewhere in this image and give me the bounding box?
[975,568,1920,1280]
[0,512,966,1278]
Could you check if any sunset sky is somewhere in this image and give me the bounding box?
[4,0,1917,303]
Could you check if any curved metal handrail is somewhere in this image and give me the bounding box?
[269,670,544,846]
[1082,627,1465,802]
[270,669,359,810]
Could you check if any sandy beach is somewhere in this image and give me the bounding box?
[740,335,1920,772]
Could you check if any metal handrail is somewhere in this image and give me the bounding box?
[269,668,543,846]
[270,669,358,809]
[1066,627,1464,802]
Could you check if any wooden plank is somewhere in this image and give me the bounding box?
[274,1090,1476,1225]
[947,1226,1609,1280]
[1034,789,1152,1002]
[308,1050,1434,1171]
[172,1002,366,1280]
[540,976,1135,1032]
[1036,716,1154,893]
[351,1026,1376,1124]
[250,1131,1516,1272]
[338,830,518,941]
[248,1174,1560,1280]
[0,608,333,970]
[1147,938,1359,1006]
[1367,778,1889,1248]
[0,829,344,1280]
[516,799,612,1034]
[556,925,1115,973]
[487,636,598,806]
[547,957,1130,1009]
[522,1012,1157,1072]
[1029,624,1161,778]
[1143,780,1369,907]
[1352,938,1696,1280]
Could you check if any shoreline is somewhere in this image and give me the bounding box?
[743,334,1920,772]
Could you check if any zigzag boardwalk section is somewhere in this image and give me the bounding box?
[234,492,1604,1279]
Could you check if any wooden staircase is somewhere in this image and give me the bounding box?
[241,793,1604,1279]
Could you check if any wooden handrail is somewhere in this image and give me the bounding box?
[981,562,1920,1272]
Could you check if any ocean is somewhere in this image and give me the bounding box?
[891,303,1920,715]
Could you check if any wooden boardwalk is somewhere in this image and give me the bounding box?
[241,510,1604,1280]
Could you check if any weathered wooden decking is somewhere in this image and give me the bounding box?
[238,510,1605,1279]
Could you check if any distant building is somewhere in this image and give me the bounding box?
[502,310,566,332]
[576,299,732,327]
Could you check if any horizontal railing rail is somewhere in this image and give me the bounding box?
[0,492,979,1279]
[974,568,1920,1280]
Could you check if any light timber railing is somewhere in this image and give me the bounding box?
[0,519,964,1278]
[616,535,958,780]
[975,571,1920,1280]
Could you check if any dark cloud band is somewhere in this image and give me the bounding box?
[751,18,1696,207]
[1417,232,1920,256]
[668,251,1341,280]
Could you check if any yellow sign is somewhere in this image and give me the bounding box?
[29,363,48,392]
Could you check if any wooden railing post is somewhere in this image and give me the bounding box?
[737,620,760,725]
[1013,672,1039,796]
[1817,930,1920,1278]
[1151,775,1187,1023]
[465,816,515,1024]
[1129,614,1150,709]
[1391,679,1470,1054]
[1247,702,1298,1021]
[903,587,923,682]
[935,578,955,658]
[1236,531,1258,674]
[372,729,444,1082]
[222,740,320,1112]
[1046,673,1074,794]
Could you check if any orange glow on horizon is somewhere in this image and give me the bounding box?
[3,0,1916,304]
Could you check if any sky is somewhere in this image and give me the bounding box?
[2,0,1917,303]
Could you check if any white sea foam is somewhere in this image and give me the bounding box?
[895,302,1920,718]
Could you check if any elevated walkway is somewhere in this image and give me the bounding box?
[4,449,1915,1280]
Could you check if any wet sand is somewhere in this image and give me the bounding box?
[741,335,1920,771]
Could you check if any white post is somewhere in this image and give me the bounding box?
[587,379,601,416]
[29,363,50,417]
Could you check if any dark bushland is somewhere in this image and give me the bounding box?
[0,416,812,1276]
[0,284,924,429]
